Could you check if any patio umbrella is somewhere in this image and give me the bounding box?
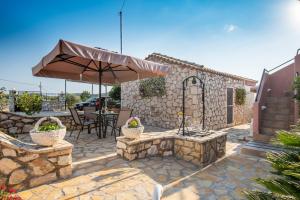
[32,39,170,138]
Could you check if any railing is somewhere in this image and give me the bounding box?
[266,58,294,73]
[255,56,295,102]
[255,69,268,102]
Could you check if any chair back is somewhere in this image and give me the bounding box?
[83,106,97,120]
[69,107,82,125]
[116,108,132,128]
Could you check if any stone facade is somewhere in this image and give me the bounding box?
[0,111,82,135]
[121,54,256,130]
[116,130,227,167]
[0,132,73,191]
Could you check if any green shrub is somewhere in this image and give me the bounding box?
[235,88,246,105]
[244,127,300,199]
[38,122,61,132]
[16,92,42,115]
[139,77,166,98]
[128,119,139,128]
[66,93,79,107]
[0,87,7,111]
[80,90,91,102]
[109,85,121,101]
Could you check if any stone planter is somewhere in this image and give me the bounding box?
[30,117,66,146]
[122,117,144,139]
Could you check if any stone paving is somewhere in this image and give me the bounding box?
[18,126,168,163]
[17,124,271,200]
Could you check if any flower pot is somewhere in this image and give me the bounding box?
[121,117,144,139]
[30,117,66,146]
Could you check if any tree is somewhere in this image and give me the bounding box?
[109,85,121,101]
[66,93,79,107]
[0,87,7,111]
[80,90,91,102]
[16,92,42,115]
[244,126,300,200]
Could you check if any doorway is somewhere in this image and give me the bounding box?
[227,88,233,124]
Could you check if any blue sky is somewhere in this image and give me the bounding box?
[0,0,300,93]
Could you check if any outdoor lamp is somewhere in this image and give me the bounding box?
[192,77,197,84]
[80,73,83,81]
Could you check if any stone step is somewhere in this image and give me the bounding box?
[240,141,283,158]
[262,113,290,121]
[263,108,290,115]
[72,153,118,177]
[266,97,291,104]
[260,127,278,136]
[265,103,290,109]
[261,120,289,129]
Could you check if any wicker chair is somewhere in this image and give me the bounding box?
[110,108,132,140]
[69,107,96,140]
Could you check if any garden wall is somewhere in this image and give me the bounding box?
[116,131,227,167]
[0,111,81,136]
[0,132,73,191]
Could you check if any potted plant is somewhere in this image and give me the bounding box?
[30,117,66,146]
[122,117,144,139]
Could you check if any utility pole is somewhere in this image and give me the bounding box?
[92,84,94,95]
[119,0,126,54]
[39,81,42,95]
[119,11,123,54]
[64,80,67,110]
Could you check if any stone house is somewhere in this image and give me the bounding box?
[121,53,257,130]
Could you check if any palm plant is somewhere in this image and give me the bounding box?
[244,128,300,200]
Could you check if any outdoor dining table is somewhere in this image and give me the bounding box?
[91,111,118,138]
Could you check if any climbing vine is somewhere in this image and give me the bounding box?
[235,88,246,105]
[139,77,166,98]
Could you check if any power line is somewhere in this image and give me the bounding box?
[0,78,39,87]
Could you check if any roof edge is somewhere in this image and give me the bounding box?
[146,53,257,83]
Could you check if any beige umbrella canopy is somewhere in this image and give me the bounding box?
[32,39,171,138]
[32,39,170,84]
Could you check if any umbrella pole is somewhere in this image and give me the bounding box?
[98,70,102,139]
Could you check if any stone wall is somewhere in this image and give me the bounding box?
[116,131,227,167]
[0,132,73,191]
[121,56,255,130]
[174,134,226,167]
[117,136,174,161]
[0,111,81,136]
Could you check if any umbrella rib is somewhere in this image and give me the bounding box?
[48,55,76,65]
[62,59,98,72]
[125,66,137,73]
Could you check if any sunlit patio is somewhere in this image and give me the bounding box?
[14,124,272,200]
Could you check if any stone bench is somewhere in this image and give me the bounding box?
[0,132,73,191]
[116,130,227,167]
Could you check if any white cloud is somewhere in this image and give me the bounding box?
[224,24,238,33]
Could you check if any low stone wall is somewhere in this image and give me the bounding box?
[116,131,227,167]
[0,132,73,191]
[174,134,226,167]
[0,111,82,135]
[117,136,174,160]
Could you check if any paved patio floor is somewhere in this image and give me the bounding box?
[18,124,271,200]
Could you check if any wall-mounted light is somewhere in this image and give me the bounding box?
[192,77,197,84]
[80,73,83,81]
